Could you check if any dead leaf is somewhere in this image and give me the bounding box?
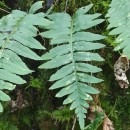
[10,90,28,112]
[88,105,104,121]
[91,94,99,104]
[88,105,115,130]
[114,55,129,88]
[103,117,115,130]
[89,105,103,113]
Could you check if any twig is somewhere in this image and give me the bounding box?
[108,98,117,117]
[72,116,77,130]
[45,4,54,16]
[65,0,69,13]
[0,7,10,13]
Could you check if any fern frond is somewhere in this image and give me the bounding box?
[106,0,130,58]
[0,1,52,112]
[39,4,105,129]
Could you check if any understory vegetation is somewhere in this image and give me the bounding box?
[0,0,130,130]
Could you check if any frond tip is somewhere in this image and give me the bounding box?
[39,4,105,129]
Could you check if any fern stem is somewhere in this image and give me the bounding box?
[0,7,10,13]
[70,19,78,88]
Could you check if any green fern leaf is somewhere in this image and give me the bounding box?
[0,102,3,112]
[39,4,105,129]
[29,1,44,14]
[106,0,130,58]
[0,1,52,112]
[0,90,10,101]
